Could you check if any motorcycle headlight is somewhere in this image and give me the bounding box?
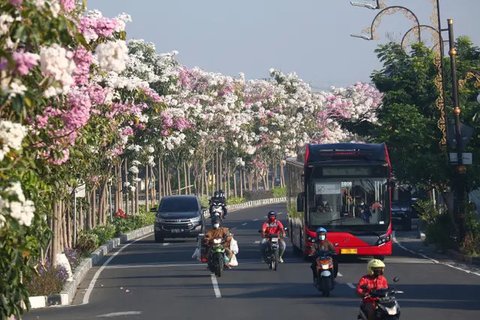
[321,264,330,270]
[213,238,222,244]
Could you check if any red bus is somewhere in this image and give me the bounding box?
[286,143,393,258]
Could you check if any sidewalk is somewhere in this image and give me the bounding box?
[393,230,480,275]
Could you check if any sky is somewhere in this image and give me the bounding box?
[87,0,480,90]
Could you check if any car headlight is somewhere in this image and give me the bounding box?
[376,234,391,245]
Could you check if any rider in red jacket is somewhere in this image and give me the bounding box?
[260,211,286,262]
[356,259,389,320]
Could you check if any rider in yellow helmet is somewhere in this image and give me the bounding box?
[356,259,388,320]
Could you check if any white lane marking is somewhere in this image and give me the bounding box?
[347,282,356,289]
[253,218,259,222]
[254,240,261,244]
[241,223,247,226]
[82,233,152,305]
[97,311,142,318]
[210,274,222,298]
[162,243,170,246]
[105,263,205,270]
[337,272,343,277]
[393,234,480,277]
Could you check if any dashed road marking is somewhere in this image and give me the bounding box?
[242,223,247,226]
[254,240,261,244]
[97,311,142,318]
[210,274,222,298]
[163,243,170,246]
[347,282,356,289]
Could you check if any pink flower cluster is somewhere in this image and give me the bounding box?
[13,51,39,76]
[60,0,76,13]
[73,46,93,85]
[79,14,121,42]
[63,87,92,131]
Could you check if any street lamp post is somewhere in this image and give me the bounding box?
[447,18,467,242]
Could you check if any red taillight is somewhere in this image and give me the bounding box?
[305,144,310,165]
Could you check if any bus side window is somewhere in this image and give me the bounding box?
[296,192,304,212]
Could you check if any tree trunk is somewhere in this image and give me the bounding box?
[280,160,285,187]
[158,158,162,200]
[124,159,129,216]
[145,165,149,210]
[135,172,139,214]
[233,169,237,198]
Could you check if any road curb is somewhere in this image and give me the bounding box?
[29,198,286,309]
[28,225,153,309]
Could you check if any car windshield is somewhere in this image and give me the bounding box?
[307,177,390,232]
[159,197,198,212]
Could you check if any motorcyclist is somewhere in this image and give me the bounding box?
[309,227,338,281]
[203,215,233,260]
[209,190,227,218]
[260,210,286,263]
[356,259,389,320]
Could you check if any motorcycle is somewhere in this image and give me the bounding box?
[207,237,227,277]
[358,278,402,320]
[210,201,225,219]
[264,234,280,271]
[313,249,335,297]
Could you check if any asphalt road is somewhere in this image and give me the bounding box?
[25,204,480,320]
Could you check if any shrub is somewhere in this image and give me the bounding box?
[76,231,100,256]
[272,187,286,198]
[25,263,69,296]
[227,196,246,205]
[243,190,273,201]
[92,224,116,245]
[460,204,480,256]
[415,199,456,251]
[64,248,82,271]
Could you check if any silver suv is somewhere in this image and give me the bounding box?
[154,195,205,242]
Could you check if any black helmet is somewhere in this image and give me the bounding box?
[267,210,277,220]
[213,190,220,198]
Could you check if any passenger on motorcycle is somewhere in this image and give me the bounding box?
[310,227,338,280]
[203,215,233,260]
[209,190,227,218]
[260,211,286,263]
[356,259,389,320]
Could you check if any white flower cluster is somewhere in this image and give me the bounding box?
[0,14,14,35]
[129,165,139,174]
[0,182,35,227]
[40,44,76,97]
[0,120,28,161]
[2,79,27,99]
[95,40,129,73]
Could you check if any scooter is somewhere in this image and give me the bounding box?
[313,250,335,297]
[358,278,401,320]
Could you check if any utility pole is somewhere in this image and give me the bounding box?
[447,18,466,243]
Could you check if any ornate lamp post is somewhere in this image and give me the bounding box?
[350,0,448,147]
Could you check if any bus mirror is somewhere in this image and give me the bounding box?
[296,192,304,212]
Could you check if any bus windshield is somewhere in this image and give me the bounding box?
[307,177,389,232]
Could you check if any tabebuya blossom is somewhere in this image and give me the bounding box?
[0,181,35,227]
[40,44,76,97]
[95,40,128,73]
[0,120,28,161]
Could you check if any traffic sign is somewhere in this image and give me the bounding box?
[449,153,472,165]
